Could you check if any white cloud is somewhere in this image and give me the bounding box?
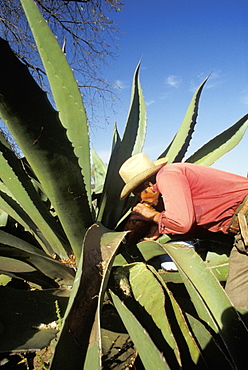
[146,100,155,106]
[114,79,128,90]
[165,75,181,88]
[190,70,224,92]
[205,71,224,89]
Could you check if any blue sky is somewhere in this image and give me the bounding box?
[90,0,248,176]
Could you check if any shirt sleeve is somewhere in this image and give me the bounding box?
[156,166,195,234]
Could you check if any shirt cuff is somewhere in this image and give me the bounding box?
[158,211,167,234]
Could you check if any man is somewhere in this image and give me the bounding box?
[119,152,248,310]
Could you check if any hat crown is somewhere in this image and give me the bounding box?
[119,153,154,184]
[119,152,168,199]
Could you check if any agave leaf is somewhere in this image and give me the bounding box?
[0,256,36,273]
[199,245,230,267]
[176,262,234,366]
[96,124,122,224]
[128,262,203,366]
[137,237,171,261]
[20,0,91,208]
[113,253,129,267]
[0,260,58,288]
[0,185,55,255]
[165,288,203,366]
[177,260,220,332]
[202,248,230,281]
[110,290,169,370]
[209,264,229,281]
[113,237,171,268]
[161,242,248,368]
[0,142,69,259]
[98,63,147,229]
[91,147,107,194]
[0,286,68,352]
[128,262,181,365]
[0,208,8,227]
[0,230,75,286]
[0,256,66,288]
[149,264,206,366]
[122,61,147,156]
[111,122,121,153]
[185,313,234,369]
[161,243,230,326]
[0,130,13,151]
[159,76,209,162]
[101,303,137,368]
[0,38,92,261]
[0,274,11,285]
[186,114,248,165]
[50,223,127,369]
[84,228,128,369]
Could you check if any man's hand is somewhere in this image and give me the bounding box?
[142,223,160,241]
[130,203,160,223]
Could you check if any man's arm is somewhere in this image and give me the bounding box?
[156,166,195,234]
[129,165,196,236]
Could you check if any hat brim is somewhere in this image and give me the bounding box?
[120,157,168,200]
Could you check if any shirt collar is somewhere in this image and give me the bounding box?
[152,184,158,192]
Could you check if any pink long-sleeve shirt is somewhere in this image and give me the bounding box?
[154,163,248,235]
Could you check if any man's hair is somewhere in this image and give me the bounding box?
[133,174,156,194]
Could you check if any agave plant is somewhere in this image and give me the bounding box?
[0,0,248,368]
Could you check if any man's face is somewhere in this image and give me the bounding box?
[134,181,160,206]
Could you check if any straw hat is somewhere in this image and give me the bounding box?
[119,153,168,199]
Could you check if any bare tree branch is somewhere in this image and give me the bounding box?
[0,0,124,122]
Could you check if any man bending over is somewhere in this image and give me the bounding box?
[119,152,248,310]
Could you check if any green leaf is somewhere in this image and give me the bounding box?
[177,267,234,366]
[137,237,171,261]
[98,63,147,229]
[126,263,203,366]
[122,61,147,156]
[0,129,12,150]
[113,252,129,267]
[0,208,8,227]
[200,247,230,281]
[0,38,92,261]
[20,0,91,208]
[92,147,107,194]
[84,227,127,369]
[0,141,69,258]
[111,122,121,153]
[209,264,229,281]
[50,223,127,369]
[0,274,11,286]
[159,76,209,162]
[110,290,169,370]
[161,243,229,327]
[186,114,248,165]
[179,263,220,332]
[161,242,248,368]
[0,256,36,273]
[101,303,136,368]
[150,265,205,366]
[0,184,53,255]
[200,247,230,267]
[197,244,230,281]
[185,313,233,369]
[128,263,181,365]
[0,230,75,287]
[0,286,68,352]
[113,237,172,268]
